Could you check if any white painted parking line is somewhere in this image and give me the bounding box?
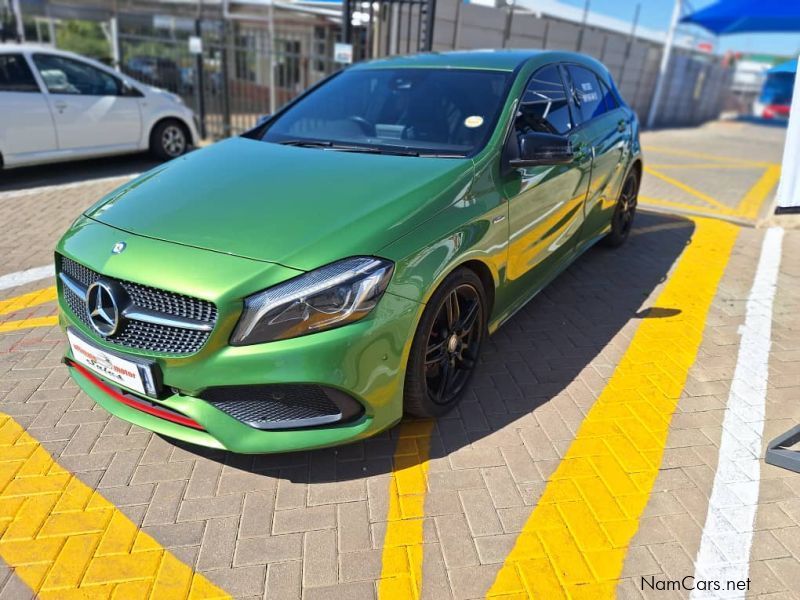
[0,265,54,291]
[690,227,784,599]
[0,173,139,201]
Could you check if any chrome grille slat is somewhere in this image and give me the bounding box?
[59,256,217,355]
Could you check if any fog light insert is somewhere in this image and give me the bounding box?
[200,384,363,430]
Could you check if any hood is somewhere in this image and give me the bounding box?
[87,137,474,271]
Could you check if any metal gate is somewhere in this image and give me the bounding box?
[343,0,437,62]
[24,0,437,141]
[118,14,341,140]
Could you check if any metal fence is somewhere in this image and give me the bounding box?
[27,0,733,138]
[118,15,342,139]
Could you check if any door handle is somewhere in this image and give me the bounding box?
[617,119,627,133]
[54,101,67,113]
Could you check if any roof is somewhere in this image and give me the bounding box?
[0,43,60,54]
[355,49,576,72]
[354,50,612,82]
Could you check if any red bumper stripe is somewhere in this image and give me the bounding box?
[70,362,205,431]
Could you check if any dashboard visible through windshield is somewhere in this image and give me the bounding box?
[260,67,512,157]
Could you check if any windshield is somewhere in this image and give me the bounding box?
[760,72,795,105]
[261,68,512,157]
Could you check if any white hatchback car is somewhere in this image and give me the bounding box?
[0,44,199,169]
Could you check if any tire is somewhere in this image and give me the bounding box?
[404,268,488,418]
[603,169,639,248]
[150,120,190,161]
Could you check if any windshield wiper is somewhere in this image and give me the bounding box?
[278,139,420,156]
[277,139,462,158]
[333,145,420,156]
[278,139,334,148]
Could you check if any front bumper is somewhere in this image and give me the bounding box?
[57,220,421,453]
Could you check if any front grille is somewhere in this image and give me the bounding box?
[60,256,217,355]
[202,384,346,430]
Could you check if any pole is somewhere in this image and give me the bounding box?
[109,16,120,71]
[194,15,207,139]
[268,0,276,114]
[502,0,515,49]
[647,0,682,129]
[576,0,589,51]
[619,3,640,83]
[452,0,462,49]
[11,0,23,42]
[775,53,800,212]
[343,0,352,45]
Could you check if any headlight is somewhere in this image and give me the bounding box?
[231,257,394,345]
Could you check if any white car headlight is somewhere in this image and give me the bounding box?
[231,257,394,345]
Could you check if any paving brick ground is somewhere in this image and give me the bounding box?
[1,120,798,599]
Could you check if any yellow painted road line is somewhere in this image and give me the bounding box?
[0,286,57,316]
[643,167,732,212]
[0,412,230,599]
[485,217,738,599]
[735,164,781,221]
[0,316,59,333]
[645,162,763,170]
[638,196,743,222]
[378,419,434,600]
[642,145,773,167]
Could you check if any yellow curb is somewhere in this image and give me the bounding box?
[377,419,435,600]
[485,216,739,598]
[0,412,230,599]
[735,164,781,221]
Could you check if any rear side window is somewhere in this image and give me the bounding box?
[516,65,572,135]
[0,54,39,93]
[599,79,619,111]
[32,54,120,96]
[566,65,607,124]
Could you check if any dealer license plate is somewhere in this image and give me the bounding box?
[67,329,154,396]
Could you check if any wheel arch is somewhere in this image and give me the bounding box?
[149,116,195,146]
[456,259,496,317]
[628,157,643,192]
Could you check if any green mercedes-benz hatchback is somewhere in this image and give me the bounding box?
[56,50,641,453]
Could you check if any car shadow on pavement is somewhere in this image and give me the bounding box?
[0,153,162,192]
[166,210,696,482]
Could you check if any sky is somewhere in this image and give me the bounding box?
[558,0,800,58]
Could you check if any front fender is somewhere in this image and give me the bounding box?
[379,180,507,310]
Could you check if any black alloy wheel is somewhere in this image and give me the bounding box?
[404,269,487,418]
[604,170,639,247]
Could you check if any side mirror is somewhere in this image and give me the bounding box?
[509,132,574,167]
[121,81,143,97]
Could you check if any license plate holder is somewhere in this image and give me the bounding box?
[67,328,161,398]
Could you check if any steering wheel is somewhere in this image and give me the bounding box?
[347,116,376,137]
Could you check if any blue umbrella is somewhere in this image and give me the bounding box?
[681,0,800,34]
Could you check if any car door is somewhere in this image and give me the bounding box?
[0,53,58,165]
[31,53,142,153]
[502,64,592,290]
[564,64,630,243]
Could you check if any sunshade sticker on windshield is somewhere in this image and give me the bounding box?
[464,115,484,128]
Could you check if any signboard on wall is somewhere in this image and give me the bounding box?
[334,43,353,64]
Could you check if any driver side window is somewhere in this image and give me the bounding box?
[516,65,572,136]
[32,54,121,96]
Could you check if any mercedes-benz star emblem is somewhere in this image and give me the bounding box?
[112,241,126,254]
[86,281,120,337]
